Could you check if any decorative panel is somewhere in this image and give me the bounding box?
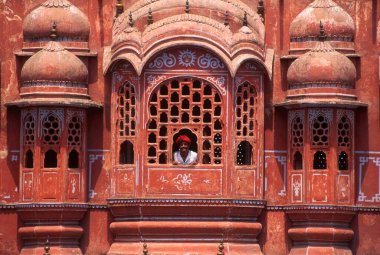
[235,170,256,196]
[67,172,81,200]
[41,172,59,200]
[22,172,34,201]
[147,169,222,195]
[116,169,135,195]
[311,173,328,202]
[291,174,303,203]
[337,174,350,203]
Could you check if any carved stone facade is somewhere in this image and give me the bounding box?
[1,0,380,254]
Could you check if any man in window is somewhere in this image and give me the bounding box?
[173,135,198,165]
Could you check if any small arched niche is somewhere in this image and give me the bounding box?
[119,140,134,164]
[44,149,58,168]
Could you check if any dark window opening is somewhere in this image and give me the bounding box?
[182,85,190,95]
[293,151,303,170]
[171,80,179,88]
[159,153,167,164]
[236,141,253,165]
[193,80,201,88]
[68,150,79,168]
[44,149,58,168]
[119,140,134,164]
[203,154,211,164]
[313,150,327,169]
[338,151,349,170]
[25,149,34,168]
[160,85,168,95]
[171,92,179,102]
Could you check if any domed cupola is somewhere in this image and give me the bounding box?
[23,0,90,50]
[285,23,361,106]
[17,27,98,107]
[289,0,355,53]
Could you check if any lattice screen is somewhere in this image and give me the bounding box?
[147,78,223,165]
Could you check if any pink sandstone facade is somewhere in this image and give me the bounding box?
[0,0,380,254]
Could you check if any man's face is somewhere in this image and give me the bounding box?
[179,141,190,155]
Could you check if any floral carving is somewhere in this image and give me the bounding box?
[172,174,193,191]
[146,75,167,94]
[205,76,226,95]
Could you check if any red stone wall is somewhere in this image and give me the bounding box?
[1,0,380,254]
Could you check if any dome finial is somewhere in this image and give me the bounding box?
[43,237,50,255]
[224,11,229,26]
[147,8,153,25]
[185,0,190,14]
[129,11,134,27]
[143,241,149,255]
[243,11,248,26]
[217,240,224,255]
[116,0,124,18]
[50,21,57,41]
[258,0,265,22]
[319,20,327,41]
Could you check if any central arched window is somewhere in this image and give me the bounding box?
[147,78,223,165]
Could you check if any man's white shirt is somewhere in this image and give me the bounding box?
[173,150,198,164]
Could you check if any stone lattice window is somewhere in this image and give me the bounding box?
[338,116,351,147]
[147,78,223,165]
[42,113,62,168]
[117,82,136,165]
[337,114,352,171]
[23,113,36,168]
[291,113,304,170]
[67,112,83,168]
[312,115,329,147]
[235,82,257,166]
[292,116,304,148]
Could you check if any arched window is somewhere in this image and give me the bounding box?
[337,114,351,171]
[293,151,303,170]
[338,151,348,170]
[67,112,83,169]
[25,149,34,168]
[313,150,327,169]
[117,82,136,165]
[147,78,223,165]
[42,113,62,168]
[44,149,58,168]
[235,82,257,166]
[68,150,79,168]
[119,140,134,164]
[23,112,36,169]
[237,141,253,165]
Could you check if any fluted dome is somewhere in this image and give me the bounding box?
[287,40,356,88]
[21,41,88,86]
[23,0,90,41]
[290,0,354,42]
